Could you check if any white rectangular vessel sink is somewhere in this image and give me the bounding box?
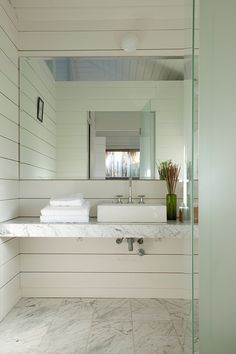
[97,204,167,223]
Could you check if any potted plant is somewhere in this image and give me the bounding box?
[157,160,181,220]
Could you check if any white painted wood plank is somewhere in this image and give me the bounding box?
[56,98,149,112]
[0,6,18,47]
[20,272,186,289]
[0,48,18,84]
[0,71,18,104]
[21,287,185,299]
[20,63,56,112]
[16,6,185,21]
[0,0,18,26]
[20,254,188,273]
[56,85,156,100]
[0,136,18,161]
[0,199,19,222]
[0,256,20,288]
[0,26,17,65]
[19,30,184,51]
[0,275,20,321]
[0,180,18,200]
[11,0,185,8]
[20,147,56,172]
[17,18,186,32]
[0,92,18,123]
[21,111,56,147]
[0,158,18,179]
[0,238,19,266]
[0,114,18,142]
[20,164,56,180]
[19,237,198,255]
[20,129,56,159]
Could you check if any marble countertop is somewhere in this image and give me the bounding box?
[0,217,198,239]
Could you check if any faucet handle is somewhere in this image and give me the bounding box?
[138,195,145,204]
[116,195,123,204]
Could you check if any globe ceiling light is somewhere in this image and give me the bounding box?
[121,33,139,52]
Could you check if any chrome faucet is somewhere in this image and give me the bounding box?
[128,177,133,203]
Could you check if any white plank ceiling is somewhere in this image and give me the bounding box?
[47,57,184,81]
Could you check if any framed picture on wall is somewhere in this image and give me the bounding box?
[37,97,44,122]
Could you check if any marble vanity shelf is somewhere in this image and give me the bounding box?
[0,217,198,239]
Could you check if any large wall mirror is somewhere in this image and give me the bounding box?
[19,57,186,180]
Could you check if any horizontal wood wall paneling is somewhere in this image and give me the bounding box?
[0,0,18,26]
[0,70,18,104]
[20,254,198,273]
[0,256,20,288]
[20,58,57,179]
[0,200,19,222]
[20,111,56,147]
[17,18,186,32]
[56,83,156,100]
[0,275,20,321]
[21,287,185,299]
[20,147,56,172]
[0,5,18,47]
[0,114,18,142]
[20,61,56,110]
[0,136,18,161]
[11,0,185,9]
[18,30,185,51]
[0,0,20,321]
[0,157,19,179]
[20,272,187,289]
[20,103,56,137]
[16,6,185,21]
[0,47,18,84]
[20,165,57,180]
[0,180,18,200]
[57,98,149,112]
[20,129,56,159]
[0,238,19,266]
[20,238,198,255]
[0,91,18,123]
[0,26,17,65]
[19,180,178,199]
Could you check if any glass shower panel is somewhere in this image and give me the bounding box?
[183,0,197,353]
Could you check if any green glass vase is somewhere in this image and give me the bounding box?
[166,193,177,220]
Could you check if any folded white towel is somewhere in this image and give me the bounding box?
[41,201,90,217]
[40,215,89,223]
[50,193,84,207]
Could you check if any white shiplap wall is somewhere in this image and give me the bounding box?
[20,237,198,298]
[0,0,20,321]
[20,58,57,179]
[19,179,198,298]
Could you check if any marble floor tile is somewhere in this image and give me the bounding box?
[0,316,50,353]
[0,297,198,354]
[58,298,95,321]
[163,299,190,321]
[92,298,131,322]
[87,320,133,354]
[131,299,170,321]
[37,317,91,354]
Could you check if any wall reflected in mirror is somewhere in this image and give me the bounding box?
[19,56,185,180]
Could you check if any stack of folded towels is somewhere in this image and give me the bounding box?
[40,193,90,223]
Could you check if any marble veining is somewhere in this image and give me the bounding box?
[0,217,198,239]
[0,297,199,354]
